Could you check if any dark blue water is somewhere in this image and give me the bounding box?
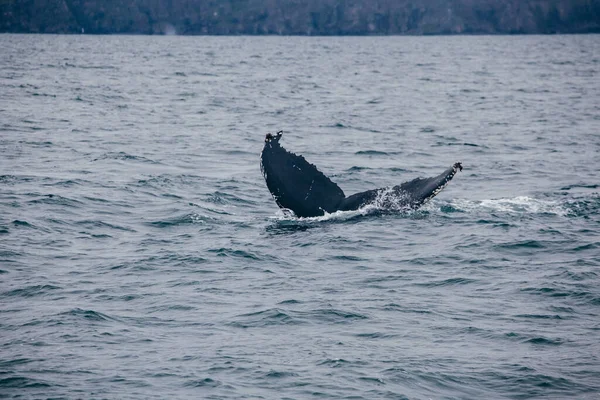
[1,34,599,399]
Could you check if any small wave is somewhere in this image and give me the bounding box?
[107,253,210,272]
[497,240,545,249]
[76,219,136,232]
[564,194,600,217]
[74,64,117,70]
[30,92,56,98]
[43,179,86,187]
[229,307,367,328]
[347,166,372,171]
[525,337,563,346]
[208,247,261,260]
[277,299,302,305]
[555,269,598,281]
[317,358,351,367]
[358,376,385,385]
[136,176,173,188]
[0,376,52,389]
[61,308,116,322]
[570,243,599,252]
[148,304,196,312]
[148,213,216,227]
[514,314,563,320]
[265,370,299,379]
[0,249,20,259]
[309,308,368,324]
[18,140,53,147]
[222,150,254,156]
[0,358,34,368]
[92,152,159,164]
[560,183,598,191]
[331,254,366,262]
[0,174,34,184]
[389,167,411,173]
[440,141,485,148]
[2,284,61,298]
[28,194,83,207]
[355,332,399,339]
[415,277,477,287]
[228,308,299,328]
[184,378,221,387]
[520,286,599,306]
[355,150,389,156]
[204,191,254,205]
[382,303,432,314]
[11,220,47,231]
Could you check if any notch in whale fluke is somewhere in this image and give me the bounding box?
[260,131,462,218]
[265,130,283,143]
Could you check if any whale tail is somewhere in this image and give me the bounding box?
[260,132,462,218]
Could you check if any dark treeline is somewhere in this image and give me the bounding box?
[1,0,599,35]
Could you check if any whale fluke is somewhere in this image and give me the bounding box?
[260,131,462,218]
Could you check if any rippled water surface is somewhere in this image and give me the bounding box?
[1,34,599,399]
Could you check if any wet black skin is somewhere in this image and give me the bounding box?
[260,131,462,218]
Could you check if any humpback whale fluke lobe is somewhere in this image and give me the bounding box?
[260,131,462,218]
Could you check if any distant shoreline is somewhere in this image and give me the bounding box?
[2,32,600,36]
[2,0,598,37]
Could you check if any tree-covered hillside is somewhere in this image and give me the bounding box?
[1,0,599,34]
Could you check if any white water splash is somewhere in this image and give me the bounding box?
[362,187,404,210]
[269,188,417,223]
[440,196,570,216]
[269,195,573,223]
[269,207,369,223]
[163,24,177,36]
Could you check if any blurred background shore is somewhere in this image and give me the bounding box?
[2,0,599,35]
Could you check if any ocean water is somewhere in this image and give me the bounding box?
[1,34,599,399]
